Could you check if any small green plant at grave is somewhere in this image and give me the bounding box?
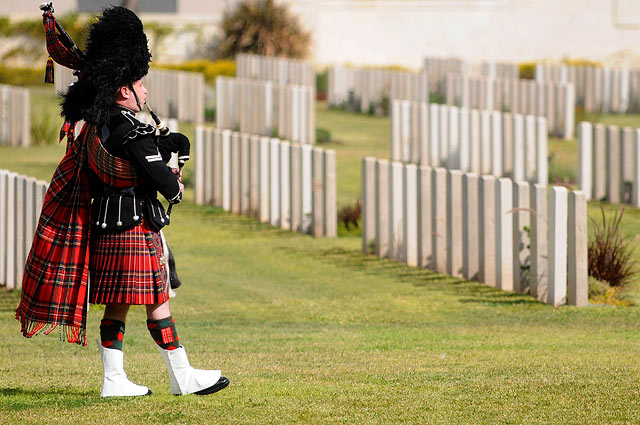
[367,238,376,255]
[316,127,331,144]
[379,96,390,116]
[500,103,511,113]
[346,90,360,112]
[518,225,531,285]
[367,103,376,116]
[588,205,638,290]
[270,127,280,138]
[337,200,361,237]
[205,107,216,122]
[232,125,241,132]
[316,70,328,101]
[428,92,445,104]
[622,181,633,204]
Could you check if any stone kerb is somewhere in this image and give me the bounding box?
[361,158,587,306]
[194,126,336,237]
[0,84,30,147]
[445,74,574,140]
[0,169,47,289]
[216,76,315,144]
[579,121,640,207]
[391,100,548,184]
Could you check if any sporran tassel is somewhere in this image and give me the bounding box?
[45,56,54,84]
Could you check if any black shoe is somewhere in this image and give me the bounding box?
[194,376,230,396]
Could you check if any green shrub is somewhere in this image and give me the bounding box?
[519,62,536,80]
[588,205,638,288]
[315,127,331,144]
[153,59,236,85]
[0,66,42,86]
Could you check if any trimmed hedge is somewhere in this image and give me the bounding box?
[0,66,43,86]
[153,59,236,84]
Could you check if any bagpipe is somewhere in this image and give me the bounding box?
[146,105,189,291]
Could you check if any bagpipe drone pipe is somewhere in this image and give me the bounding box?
[146,102,190,290]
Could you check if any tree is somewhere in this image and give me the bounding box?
[216,0,311,59]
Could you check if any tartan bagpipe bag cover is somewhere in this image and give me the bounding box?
[15,125,93,346]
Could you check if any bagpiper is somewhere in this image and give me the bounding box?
[16,3,229,397]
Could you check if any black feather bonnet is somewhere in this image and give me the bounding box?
[61,6,151,124]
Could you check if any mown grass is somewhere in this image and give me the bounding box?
[3,195,640,424]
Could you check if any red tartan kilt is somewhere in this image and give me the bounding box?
[89,219,168,305]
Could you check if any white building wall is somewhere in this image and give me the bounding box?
[288,0,640,68]
[3,0,640,67]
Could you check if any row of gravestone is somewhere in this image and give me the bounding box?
[0,170,48,289]
[0,84,30,147]
[537,63,640,114]
[327,66,429,113]
[193,126,336,237]
[361,158,588,307]
[215,76,316,145]
[424,57,519,96]
[445,74,575,139]
[391,100,548,185]
[326,63,574,139]
[54,64,205,124]
[237,53,315,87]
[578,121,640,207]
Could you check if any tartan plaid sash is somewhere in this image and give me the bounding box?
[86,126,144,188]
[16,123,92,346]
[16,124,142,346]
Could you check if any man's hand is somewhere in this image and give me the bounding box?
[171,167,183,182]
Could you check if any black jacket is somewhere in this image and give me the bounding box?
[89,105,186,233]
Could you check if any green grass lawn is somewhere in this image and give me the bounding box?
[2,91,640,423]
[316,102,391,208]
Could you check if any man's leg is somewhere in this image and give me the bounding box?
[100,304,130,350]
[98,303,150,397]
[146,300,229,395]
[146,301,180,351]
[104,304,130,321]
